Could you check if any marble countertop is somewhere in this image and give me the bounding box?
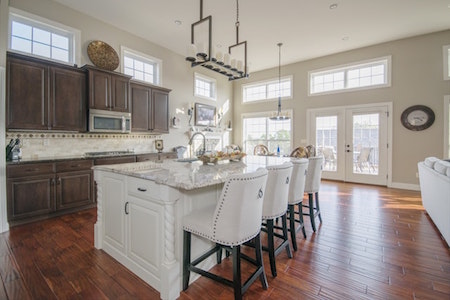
[93,155,294,190]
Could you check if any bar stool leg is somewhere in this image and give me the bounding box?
[232,245,242,299]
[308,193,317,232]
[298,202,306,238]
[281,214,292,259]
[267,219,277,277]
[288,205,297,251]
[315,192,322,222]
[182,230,191,290]
[254,233,268,289]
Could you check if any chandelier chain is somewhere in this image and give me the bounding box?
[236,0,240,27]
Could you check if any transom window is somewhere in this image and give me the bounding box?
[194,73,216,100]
[122,47,161,85]
[242,112,292,155]
[8,9,78,64]
[309,56,391,95]
[243,76,292,103]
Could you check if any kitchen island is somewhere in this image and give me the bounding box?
[93,155,291,300]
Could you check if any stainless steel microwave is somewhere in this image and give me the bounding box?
[88,109,131,133]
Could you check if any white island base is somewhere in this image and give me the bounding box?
[93,156,290,299]
[94,169,223,300]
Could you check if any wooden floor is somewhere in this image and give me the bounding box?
[1,181,449,299]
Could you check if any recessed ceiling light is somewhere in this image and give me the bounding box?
[329,3,338,9]
[342,36,349,41]
[174,20,182,26]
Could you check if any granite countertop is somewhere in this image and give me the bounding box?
[6,151,173,165]
[93,155,293,190]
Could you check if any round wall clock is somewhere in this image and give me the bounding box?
[400,105,435,131]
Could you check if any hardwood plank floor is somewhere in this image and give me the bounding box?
[0,181,449,299]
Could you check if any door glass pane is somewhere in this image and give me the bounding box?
[316,116,337,171]
[352,113,379,175]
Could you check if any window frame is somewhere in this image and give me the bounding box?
[241,110,293,155]
[444,45,450,81]
[121,46,162,85]
[308,56,392,96]
[194,72,217,101]
[8,8,81,65]
[242,75,293,104]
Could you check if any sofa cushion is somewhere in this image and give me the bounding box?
[424,157,439,168]
[433,160,450,176]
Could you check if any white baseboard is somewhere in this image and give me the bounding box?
[389,182,420,191]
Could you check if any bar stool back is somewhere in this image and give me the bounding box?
[303,156,324,232]
[261,162,293,277]
[182,168,269,299]
[287,158,309,251]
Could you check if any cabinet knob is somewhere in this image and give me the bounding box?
[137,187,147,192]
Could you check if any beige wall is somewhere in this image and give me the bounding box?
[5,0,234,153]
[232,30,450,186]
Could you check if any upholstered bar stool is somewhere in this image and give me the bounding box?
[182,168,269,300]
[303,156,324,232]
[260,162,293,277]
[287,158,309,251]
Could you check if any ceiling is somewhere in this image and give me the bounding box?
[52,0,450,72]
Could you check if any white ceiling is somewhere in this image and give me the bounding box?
[52,0,450,72]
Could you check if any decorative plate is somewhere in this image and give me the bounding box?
[400,105,435,131]
[87,40,119,71]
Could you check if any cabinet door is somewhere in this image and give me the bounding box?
[6,56,48,130]
[111,74,130,112]
[152,89,169,133]
[56,170,94,210]
[131,83,151,131]
[7,174,55,222]
[102,173,127,254]
[88,69,111,110]
[127,195,162,275]
[50,67,87,131]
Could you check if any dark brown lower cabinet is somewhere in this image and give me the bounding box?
[7,174,55,221]
[7,159,94,226]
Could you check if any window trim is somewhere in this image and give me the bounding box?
[8,8,81,66]
[308,56,392,96]
[241,110,293,154]
[444,45,450,81]
[194,72,217,101]
[121,46,162,85]
[242,75,293,104]
[444,95,450,158]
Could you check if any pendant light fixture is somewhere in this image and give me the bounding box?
[186,0,249,81]
[269,42,290,121]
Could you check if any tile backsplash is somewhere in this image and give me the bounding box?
[6,132,163,159]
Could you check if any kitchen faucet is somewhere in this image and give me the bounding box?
[188,132,206,157]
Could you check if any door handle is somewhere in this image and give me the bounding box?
[125,202,129,215]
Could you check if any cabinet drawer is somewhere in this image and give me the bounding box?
[127,177,161,202]
[7,163,54,178]
[94,156,136,165]
[160,152,177,160]
[136,153,158,162]
[56,159,93,172]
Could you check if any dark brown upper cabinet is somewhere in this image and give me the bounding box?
[84,66,131,112]
[6,52,86,132]
[130,81,170,133]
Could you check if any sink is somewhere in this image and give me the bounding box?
[176,158,199,163]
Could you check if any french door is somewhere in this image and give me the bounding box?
[308,103,390,186]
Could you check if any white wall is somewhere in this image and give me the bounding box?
[232,30,450,186]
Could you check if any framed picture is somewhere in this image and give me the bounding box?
[195,103,216,126]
